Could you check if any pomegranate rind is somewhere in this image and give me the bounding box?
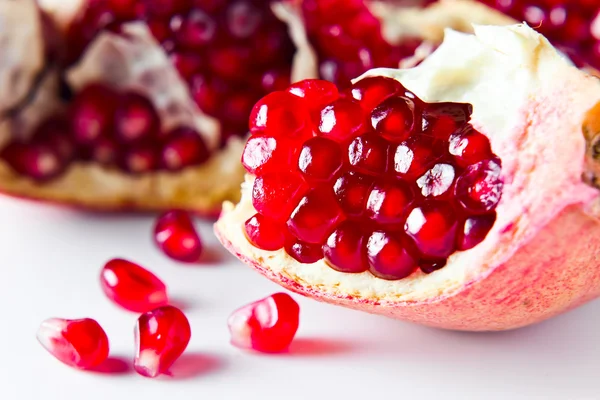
[216,25,600,331]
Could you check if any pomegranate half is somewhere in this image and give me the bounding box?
[216,24,600,331]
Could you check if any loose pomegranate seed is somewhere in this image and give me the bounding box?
[100,258,168,312]
[350,76,402,110]
[458,213,497,251]
[367,231,418,280]
[154,210,203,263]
[288,79,339,112]
[288,188,345,244]
[323,221,368,273]
[70,84,117,146]
[455,159,504,214]
[134,306,191,378]
[317,98,366,142]
[114,92,160,144]
[37,318,109,370]
[405,202,459,259]
[298,137,343,182]
[252,173,308,222]
[160,127,209,171]
[228,293,299,353]
[245,213,286,251]
[245,77,503,280]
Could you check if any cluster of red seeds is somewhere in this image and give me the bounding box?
[37,211,300,375]
[67,0,295,144]
[301,0,423,87]
[0,84,209,181]
[242,77,503,280]
[479,0,600,69]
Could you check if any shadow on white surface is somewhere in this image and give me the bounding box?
[166,352,225,381]
[91,357,131,375]
[287,337,360,357]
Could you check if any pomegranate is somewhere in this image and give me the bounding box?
[154,210,204,263]
[134,305,191,378]
[228,293,300,353]
[37,318,109,370]
[216,25,600,331]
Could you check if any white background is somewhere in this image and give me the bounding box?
[1,195,599,400]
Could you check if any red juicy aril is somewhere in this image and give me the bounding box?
[0,83,209,181]
[66,0,295,144]
[242,78,503,280]
[478,0,600,70]
[301,0,423,87]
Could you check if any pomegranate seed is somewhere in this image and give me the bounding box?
[252,173,308,222]
[261,68,292,93]
[367,231,418,280]
[393,136,444,179]
[416,163,456,198]
[420,259,447,274]
[449,128,493,168]
[348,134,390,175]
[228,293,299,353]
[317,98,366,142]
[160,127,209,171]
[33,118,76,162]
[100,258,168,312]
[226,1,262,38]
[171,10,216,50]
[288,188,345,244]
[422,102,472,139]
[114,92,160,144]
[458,213,497,251]
[298,137,343,182]
[242,134,295,175]
[371,96,417,142]
[287,79,339,112]
[120,145,158,174]
[70,84,117,146]
[92,137,119,165]
[134,306,191,378]
[405,202,459,259]
[350,76,402,110]
[333,172,374,217]
[154,210,203,263]
[455,159,504,214]
[285,238,323,264]
[37,318,109,370]
[245,213,286,251]
[323,221,368,273]
[170,52,204,81]
[366,181,414,224]
[249,91,309,137]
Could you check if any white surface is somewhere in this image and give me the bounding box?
[0,195,599,400]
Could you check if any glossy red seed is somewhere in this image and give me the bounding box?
[298,137,343,182]
[37,318,109,370]
[161,127,209,171]
[367,231,418,280]
[458,213,497,251]
[350,76,403,110]
[285,238,323,264]
[1,142,66,182]
[226,1,262,38]
[228,293,299,353]
[317,98,366,142]
[371,96,417,142]
[245,214,286,251]
[70,84,117,146]
[114,92,160,144]
[449,128,493,168]
[100,258,168,312]
[323,221,368,273]
[393,136,444,179]
[348,134,390,175]
[455,159,504,214]
[416,163,456,198]
[422,102,472,139]
[288,188,345,244]
[134,306,191,378]
[366,181,414,224]
[154,210,203,263]
[242,134,294,175]
[120,146,158,174]
[287,79,340,112]
[405,201,459,259]
[249,91,309,136]
[252,173,308,222]
[333,172,374,217]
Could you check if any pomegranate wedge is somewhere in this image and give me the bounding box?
[216,25,600,331]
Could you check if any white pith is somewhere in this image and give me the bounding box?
[217,25,600,302]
